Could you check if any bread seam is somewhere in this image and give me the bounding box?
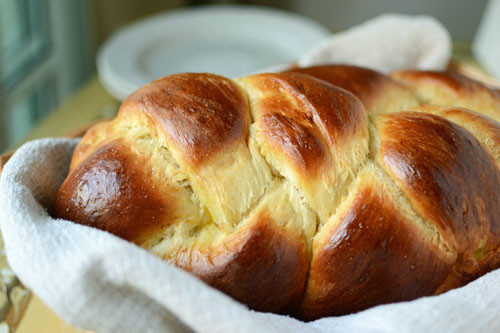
[366,114,454,256]
[241,85,319,253]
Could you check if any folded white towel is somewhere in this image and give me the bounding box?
[298,14,452,73]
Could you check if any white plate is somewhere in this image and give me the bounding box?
[97,5,330,100]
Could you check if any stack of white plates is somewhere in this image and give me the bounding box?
[97,5,330,100]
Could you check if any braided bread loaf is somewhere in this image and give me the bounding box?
[52,65,500,320]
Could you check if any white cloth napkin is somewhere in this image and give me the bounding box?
[1,139,500,333]
[298,14,452,73]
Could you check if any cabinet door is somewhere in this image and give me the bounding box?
[0,0,93,151]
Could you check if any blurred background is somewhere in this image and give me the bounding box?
[0,0,492,152]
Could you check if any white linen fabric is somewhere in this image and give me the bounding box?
[298,14,452,73]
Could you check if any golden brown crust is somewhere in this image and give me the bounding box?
[53,141,172,243]
[259,112,328,175]
[393,70,487,93]
[376,112,500,255]
[391,70,500,121]
[409,105,500,165]
[287,65,392,104]
[242,72,367,174]
[286,65,419,114]
[173,213,309,314]
[69,120,114,171]
[122,73,249,167]
[301,170,453,320]
[246,72,366,146]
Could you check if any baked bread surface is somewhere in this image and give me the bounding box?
[53,65,500,320]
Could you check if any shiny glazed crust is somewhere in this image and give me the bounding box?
[52,65,500,320]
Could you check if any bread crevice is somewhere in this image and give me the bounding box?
[243,90,319,252]
[365,114,453,256]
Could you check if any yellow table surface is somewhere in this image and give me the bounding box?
[17,76,119,146]
[17,297,87,333]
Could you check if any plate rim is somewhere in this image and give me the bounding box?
[97,4,331,100]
